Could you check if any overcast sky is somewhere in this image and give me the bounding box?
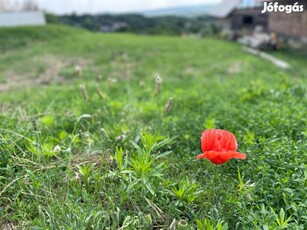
[29,0,220,14]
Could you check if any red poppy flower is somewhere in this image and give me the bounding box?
[197,129,246,164]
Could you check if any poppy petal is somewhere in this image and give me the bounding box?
[201,129,238,152]
[196,153,206,160]
[219,130,238,151]
[201,129,222,152]
[196,151,246,165]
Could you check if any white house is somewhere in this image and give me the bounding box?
[0,11,46,27]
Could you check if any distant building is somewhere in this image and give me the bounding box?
[268,0,307,40]
[209,0,268,32]
[100,22,127,33]
[210,0,307,41]
[0,11,46,27]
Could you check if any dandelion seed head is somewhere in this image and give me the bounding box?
[53,145,61,153]
[155,74,162,84]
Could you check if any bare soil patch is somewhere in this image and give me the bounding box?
[0,55,90,92]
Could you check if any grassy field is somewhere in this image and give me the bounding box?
[0,25,306,229]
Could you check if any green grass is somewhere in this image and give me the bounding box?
[0,25,306,229]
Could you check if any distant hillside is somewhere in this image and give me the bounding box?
[141,3,217,17]
[47,13,214,36]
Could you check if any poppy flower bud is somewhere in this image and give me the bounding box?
[177,219,188,230]
[144,214,152,226]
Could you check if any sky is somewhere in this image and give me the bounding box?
[28,0,221,14]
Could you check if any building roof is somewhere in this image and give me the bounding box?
[209,0,240,18]
[0,11,46,27]
[209,0,262,18]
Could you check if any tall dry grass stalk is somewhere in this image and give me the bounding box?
[80,83,88,101]
[96,87,104,99]
[75,65,82,77]
[164,97,173,113]
[155,74,162,95]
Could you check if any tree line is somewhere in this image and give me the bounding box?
[46,13,218,36]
